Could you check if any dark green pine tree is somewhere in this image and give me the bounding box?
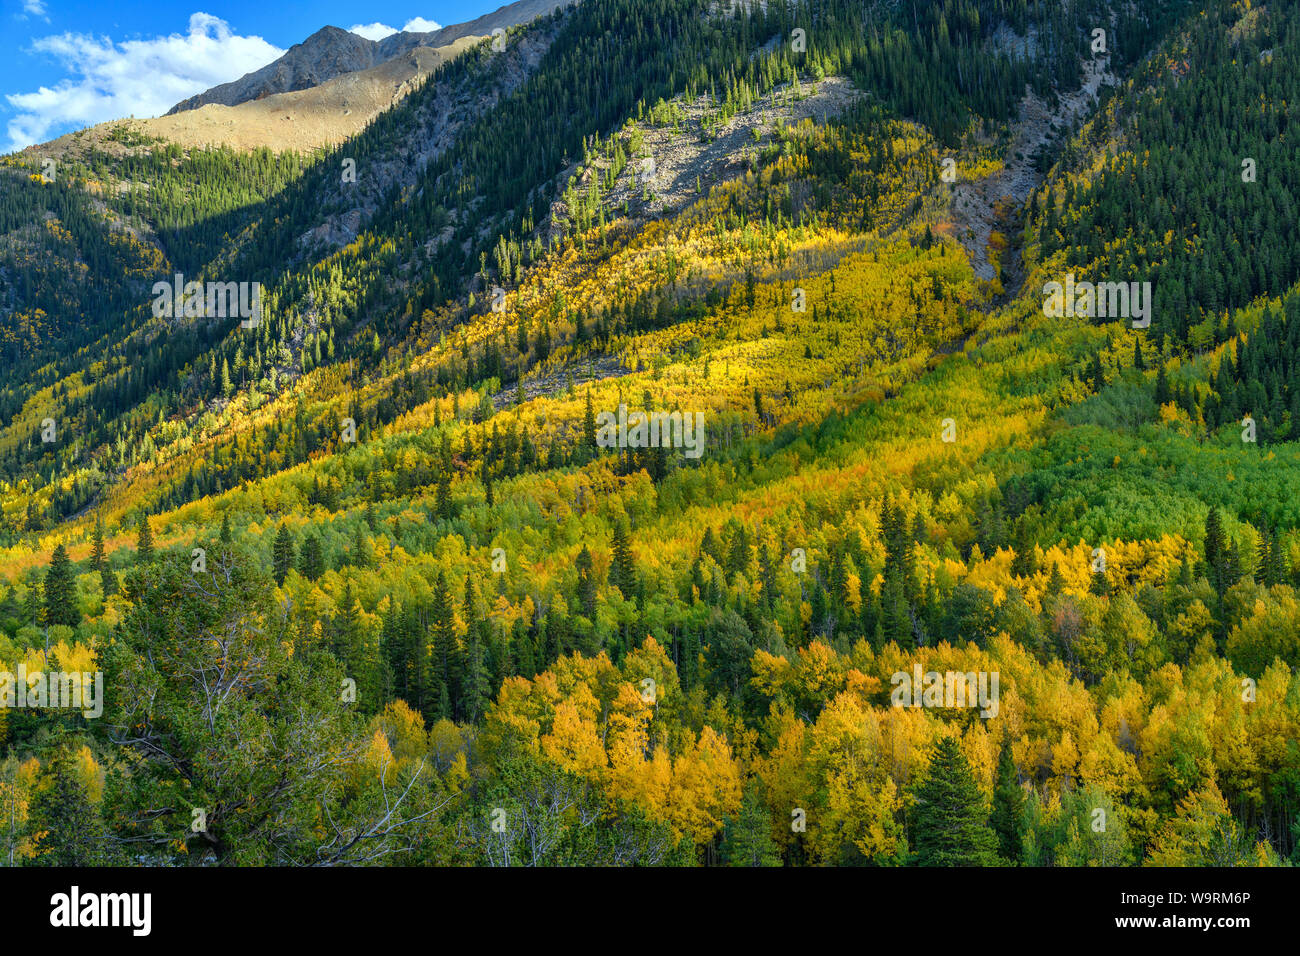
[720,782,782,867]
[298,534,325,581]
[1089,565,1111,596]
[136,515,155,564]
[29,743,111,866]
[350,525,370,569]
[100,563,119,599]
[219,511,233,545]
[1203,507,1240,595]
[272,524,296,585]
[1089,352,1106,391]
[435,469,454,521]
[880,573,912,648]
[990,738,1025,864]
[1045,562,1064,596]
[44,543,81,627]
[461,629,491,724]
[91,515,118,596]
[428,572,459,720]
[90,515,106,572]
[582,390,598,459]
[24,575,44,626]
[381,603,407,702]
[575,545,598,619]
[1154,365,1172,405]
[1204,507,1224,579]
[1010,518,1037,578]
[1266,527,1287,586]
[610,522,636,600]
[332,580,362,664]
[911,735,1001,866]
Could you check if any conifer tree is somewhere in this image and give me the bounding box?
[721,782,782,867]
[611,522,636,599]
[298,534,325,581]
[428,572,459,720]
[273,524,295,585]
[44,543,80,628]
[582,390,598,459]
[435,470,454,521]
[91,515,118,596]
[90,515,106,572]
[29,744,110,866]
[990,738,1025,863]
[136,515,155,563]
[576,545,598,618]
[912,735,1000,866]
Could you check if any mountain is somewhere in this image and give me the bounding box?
[2,0,1299,875]
[33,37,485,155]
[166,25,383,114]
[166,0,579,115]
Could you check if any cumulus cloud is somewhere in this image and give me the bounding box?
[401,17,443,33]
[348,22,399,41]
[5,13,283,152]
[348,17,443,42]
[22,0,49,18]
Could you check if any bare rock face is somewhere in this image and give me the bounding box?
[167,0,581,116]
[167,26,383,114]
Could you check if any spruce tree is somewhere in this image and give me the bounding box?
[435,470,453,521]
[428,572,459,720]
[29,744,110,866]
[990,738,1025,863]
[582,390,598,458]
[1154,365,1171,405]
[575,545,598,619]
[44,544,81,628]
[298,534,325,581]
[100,564,119,599]
[89,517,117,595]
[90,515,106,572]
[911,735,1001,866]
[721,782,782,867]
[136,515,155,563]
[611,522,636,599]
[272,524,295,585]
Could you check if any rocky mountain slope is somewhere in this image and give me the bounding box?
[167,0,580,115]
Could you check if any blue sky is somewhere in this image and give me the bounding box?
[1,0,495,153]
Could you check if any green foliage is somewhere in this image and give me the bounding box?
[911,736,1001,867]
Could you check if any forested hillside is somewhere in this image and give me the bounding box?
[1,0,1297,869]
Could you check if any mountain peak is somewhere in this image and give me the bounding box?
[166,24,380,114]
[167,0,580,116]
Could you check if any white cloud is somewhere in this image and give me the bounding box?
[5,13,283,152]
[22,0,49,18]
[401,17,443,34]
[349,17,444,41]
[348,22,398,41]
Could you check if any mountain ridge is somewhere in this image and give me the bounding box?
[166,0,579,115]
